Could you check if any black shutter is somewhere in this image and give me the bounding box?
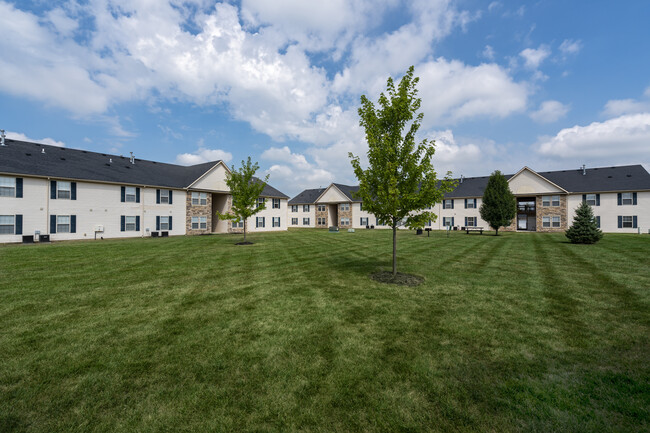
[50,215,57,233]
[156,189,160,204]
[136,216,140,231]
[169,190,173,205]
[121,216,125,232]
[51,180,57,199]
[136,188,140,203]
[16,178,23,198]
[618,216,622,228]
[582,194,586,203]
[121,186,126,202]
[169,216,173,231]
[464,199,468,209]
[70,215,76,233]
[617,193,622,205]
[595,216,600,228]
[474,198,477,208]
[596,194,600,206]
[451,200,454,209]
[633,192,637,205]
[71,182,77,200]
[15,214,22,235]
[451,217,455,226]
[156,216,160,231]
[464,217,467,227]
[633,216,637,228]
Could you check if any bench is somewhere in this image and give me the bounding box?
[465,226,484,235]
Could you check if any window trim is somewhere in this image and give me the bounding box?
[0,215,15,235]
[272,198,281,209]
[291,205,298,212]
[125,215,137,231]
[303,204,310,212]
[160,189,170,204]
[302,217,310,226]
[340,203,350,212]
[621,215,634,228]
[291,218,298,225]
[160,216,170,231]
[585,193,597,206]
[0,176,17,197]
[57,181,72,200]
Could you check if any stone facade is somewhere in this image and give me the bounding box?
[186,191,213,235]
[315,204,328,228]
[536,194,568,232]
[338,202,353,228]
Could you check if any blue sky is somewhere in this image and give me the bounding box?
[1,0,649,196]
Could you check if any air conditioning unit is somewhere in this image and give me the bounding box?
[94,225,104,232]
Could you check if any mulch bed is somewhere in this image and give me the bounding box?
[370,271,424,286]
[235,241,254,245]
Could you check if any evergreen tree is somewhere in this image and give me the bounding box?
[217,157,269,244]
[350,66,455,276]
[479,170,516,236]
[565,201,603,244]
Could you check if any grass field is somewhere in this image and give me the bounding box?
[1,229,649,432]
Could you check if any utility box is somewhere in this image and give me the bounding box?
[94,225,104,232]
[34,230,40,242]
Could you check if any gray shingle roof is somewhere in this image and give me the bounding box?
[0,139,289,198]
[254,177,289,198]
[289,188,326,204]
[333,183,362,202]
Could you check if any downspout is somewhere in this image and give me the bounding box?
[46,177,50,235]
[142,186,145,238]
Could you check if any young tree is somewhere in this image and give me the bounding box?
[479,170,516,236]
[349,66,456,277]
[217,157,269,244]
[565,201,603,244]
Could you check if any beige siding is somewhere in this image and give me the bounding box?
[509,169,563,195]
[567,192,650,233]
[288,204,315,228]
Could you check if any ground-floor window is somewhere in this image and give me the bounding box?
[360,217,368,226]
[620,215,637,228]
[317,217,326,225]
[192,216,207,230]
[57,215,71,233]
[256,217,265,228]
[302,218,310,226]
[340,217,350,226]
[272,217,281,227]
[552,216,561,228]
[443,217,454,227]
[465,217,477,227]
[160,216,170,231]
[233,220,244,228]
[426,220,431,227]
[125,216,137,231]
[542,216,561,228]
[0,215,14,234]
[291,218,298,225]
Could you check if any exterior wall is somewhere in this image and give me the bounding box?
[190,163,229,191]
[434,198,487,230]
[318,187,348,203]
[536,195,567,233]
[509,169,564,195]
[0,176,186,243]
[351,203,375,228]
[315,204,328,228]
[186,190,213,235]
[338,202,353,228]
[247,197,288,232]
[567,191,650,233]
[288,204,316,228]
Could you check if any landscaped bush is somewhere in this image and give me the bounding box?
[565,201,603,244]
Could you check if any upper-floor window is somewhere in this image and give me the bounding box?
[272,198,280,209]
[359,202,364,211]
[317,204,326,212]
[0,176,16,197]
[303,204,310,212]
[585,194,597,206]
[256,197,265,209]
[0,215,15,234]
[192,192,208,206]
[340,203,350,211]
[621,192,634,205]
[272,217,281,227]
[443,199,453,209]
[291,205,298,212]
[125,186,137,203]
[465,198,476,209]
[542,195,560,207]
[57,181,72,199]
[160,189,170,204]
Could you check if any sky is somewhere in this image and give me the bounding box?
[1,0,649,197]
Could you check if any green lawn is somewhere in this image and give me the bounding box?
[1,230,649,432]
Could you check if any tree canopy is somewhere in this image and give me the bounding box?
[349,66,455,277]
[479,170,516,236]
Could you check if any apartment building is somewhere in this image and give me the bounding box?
[289,165,650,233]
[0,138,288,243]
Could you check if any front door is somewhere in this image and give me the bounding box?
[517,214,527,230]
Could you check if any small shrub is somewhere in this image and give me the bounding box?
[565,201,603,244]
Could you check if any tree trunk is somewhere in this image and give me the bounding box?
[392,220,397,276]
[495,226,499,236]
[244,219,247,242]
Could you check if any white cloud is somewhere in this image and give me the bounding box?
[519,45,551,69]
[261,146,335,194]
[482,44,495,60]
[175,146,233,165]
[559,39,582,56]
[603,87,650,117]
[488,2,502,13]
[536,114,650,164]
[6,131,66,147]
[530,100,569,123]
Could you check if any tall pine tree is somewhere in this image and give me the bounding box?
[479,170,516,236]
[565,201,603,244]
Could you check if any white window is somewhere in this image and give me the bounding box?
[552,216,561,227]
[272,198,280,209]
[57,181,71,199]
[123,186,136,203]
[542,196,550,207]
[443,199,453,209]
[192,192,207,205]
[595,216,601,228]
[622,216,633,228]
[466,217,477,227]
[466,199,475,209]
[291,218,298,225]
[340,203,350,211]
[0,215,14,234]
[542,217,551,228]
[291,205,298,212]
[360,217,368,226]
[318,217,326,225]
[256,217,265,228]
[551,195,560,207]
[426,220,431,227]
[0,176,16,197]
[256,198,265,209]
[359,202,364,211]
[303,204,310,212]
[125,216,137,231]
[621,192,633,205]
[160,189,170,204]
[340,217,350,226]
[317,204,326,212]
[191,216,207,230]
[443,217,453,226]
[56,215,70,233]
[160,216,170,230]
[585,194,597,206]
[233,220,244,228]
[272,217,281,227]
[303,218,310,225]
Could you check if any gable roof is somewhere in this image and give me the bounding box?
[507,166,568,193]
[332,183,362,202]
[255,177,289,198]
[289,187,326,204]
[0,139,289,197]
